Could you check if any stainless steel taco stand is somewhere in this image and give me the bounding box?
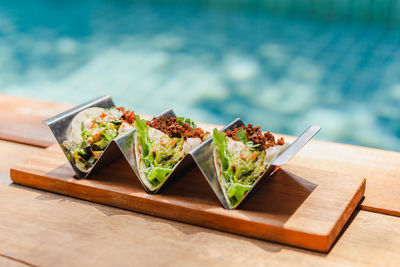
[190,118,321,210]
[43,95,166,179]
[43,95,116,179]
[44,95,320,208]
[43,97,195,195]
[14,107,363,252]
[272,125,321,166]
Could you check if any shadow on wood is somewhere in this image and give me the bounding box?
[240,169,317,226]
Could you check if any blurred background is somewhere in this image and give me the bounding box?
[0,0,399,151]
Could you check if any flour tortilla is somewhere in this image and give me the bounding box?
[213,148,231,207]
[67,107,105,143]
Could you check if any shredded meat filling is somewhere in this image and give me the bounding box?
[147,116,208,139]
[226,124,284,150]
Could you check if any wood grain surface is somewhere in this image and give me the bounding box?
[287,139,400,216]
[10,144,365,252]
[0,255,32,267]
[1,132,399,266]
[0,94,72,147]
[1,182,400,267]
[0,140,42,173]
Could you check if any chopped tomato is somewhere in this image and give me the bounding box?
[99,113,107,119]
[170,139,177,146]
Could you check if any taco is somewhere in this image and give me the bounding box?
[134,115,209,192]
[63,106,135,173]
[212,124,287,209]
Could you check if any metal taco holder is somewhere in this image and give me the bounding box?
[44,96,320,207]
[43,95,168,179]
[43,95,117,179]
[190,119,321,210]
[43,96,197,194]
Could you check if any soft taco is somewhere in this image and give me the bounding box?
[134,115,209,192]
[63,106,135,173]
[212,124,287,209]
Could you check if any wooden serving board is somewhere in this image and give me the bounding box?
[10,144,365,252]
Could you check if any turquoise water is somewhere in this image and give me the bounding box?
[0,1,400,151]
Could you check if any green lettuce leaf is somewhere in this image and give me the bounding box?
[227,183,252,205]
[134,115,150,157]
[212,128,229,170]
[176,117,197,129]
[212,128,236,186]
[245,141,260,149]
[147,167,173,184]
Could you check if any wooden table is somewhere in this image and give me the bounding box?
[0,94,72,147]
[1,140,400,266]
[1,94,400,266]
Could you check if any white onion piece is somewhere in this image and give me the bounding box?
[183,138,202,153]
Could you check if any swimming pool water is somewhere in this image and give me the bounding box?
[0,1,399,151]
